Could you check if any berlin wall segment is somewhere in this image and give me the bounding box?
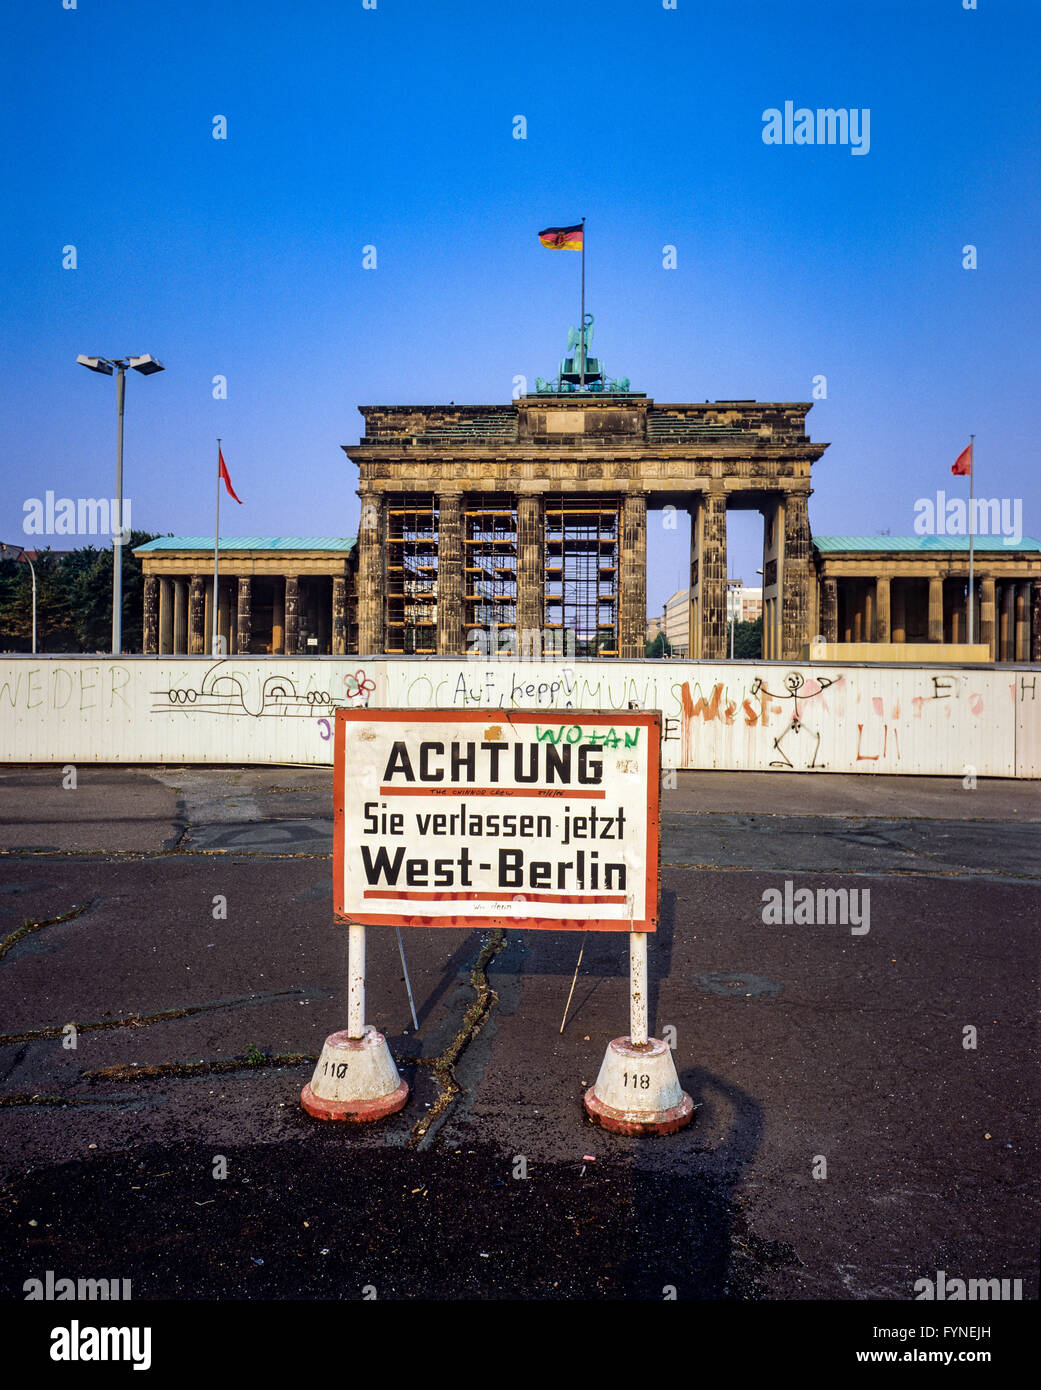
[0,656,1035,777]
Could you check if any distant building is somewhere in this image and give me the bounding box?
[727,585,763,623]
[649,584,762,655]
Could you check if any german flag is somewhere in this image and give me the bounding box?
[539,223,583,250]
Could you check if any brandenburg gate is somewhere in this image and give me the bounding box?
[345,389,828,660]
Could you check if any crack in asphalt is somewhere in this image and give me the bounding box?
[82,1052,319,1082]
[0,986,328,1047]
[0,847,332,861]
[0,1093,143,1109]
[0,902,92,963]
[660,861,1041,881]
[408,929,507,1150]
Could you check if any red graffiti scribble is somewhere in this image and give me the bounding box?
[872,697,884,716]
[856,723,878,761]
[679,681,747,762]
[856,723,900,761]
[680,682,737,724]
[969,693,983,716]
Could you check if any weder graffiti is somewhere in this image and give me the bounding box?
[335,708,660,931]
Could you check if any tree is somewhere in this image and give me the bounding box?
[0,531,159,653]
[646,630,673,658]
[732,616,762,660]
[0,549,73,651]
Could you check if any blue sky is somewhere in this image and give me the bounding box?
[2,0,1038,613]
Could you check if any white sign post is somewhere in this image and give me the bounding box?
[302,707,692,1133]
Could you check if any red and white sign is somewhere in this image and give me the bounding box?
[334,708,660,932]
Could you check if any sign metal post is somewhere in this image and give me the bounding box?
[302,707,693,1134]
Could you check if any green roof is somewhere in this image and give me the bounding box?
[813,535,1040,553]
[134,537,356,552]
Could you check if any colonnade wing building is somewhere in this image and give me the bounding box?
[345,394,824,660]
[135,538,357,655]
[135,392,1041,662]
[816,536,1041,662]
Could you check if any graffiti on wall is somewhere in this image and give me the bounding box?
[0,657,1030,776]
[152,662,376,719]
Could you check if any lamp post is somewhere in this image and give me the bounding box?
[727,577,743,659]
[0,543,36,653]
[77,354,164,654]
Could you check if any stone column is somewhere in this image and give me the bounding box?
[436,491,464,656]
[1032,581,1041,663]
[272,580,285,654]
[999,583,1015,662]
[928,577,944,643]
[516,494,545,648]
[357,492,384,654]
[173,579,188,654]
[159,577,173,654]
[217,580,233,655]
[875,576,891,644]
[780,491,811,659]
[285,576,299,654]
[688,497,704,658]
[188,575,205,654]
[1015,582,1030,662]
[979,577,996,659]
[332,576,347,655]
[948,583,963,645]
[204,580,213,655]
[143,575,158,653]
[760,497,783,661]
[619,492,648,659]
[820,577,838,643]
[236,576,252,655]
[698,491,727,659]
[892,581,906,643]
[863,584,875,644]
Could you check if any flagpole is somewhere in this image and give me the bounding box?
[967,434,975,646]
[579,217,586,389]
[212,438,221,656]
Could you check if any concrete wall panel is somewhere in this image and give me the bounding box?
[0,657,1036,777]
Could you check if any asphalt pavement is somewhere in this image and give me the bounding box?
[0,765,1038,1304]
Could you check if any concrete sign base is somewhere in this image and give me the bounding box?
[301,1026,409,1123]
[584,1036,694,1136]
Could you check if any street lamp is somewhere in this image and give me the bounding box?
[726,577,744,659]
[77,353,165,654]
[0,542,36,653]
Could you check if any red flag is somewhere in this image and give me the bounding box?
[951,442,972,477]
[219,447,242,503]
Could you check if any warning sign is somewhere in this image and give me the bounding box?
[334,708,660,932]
